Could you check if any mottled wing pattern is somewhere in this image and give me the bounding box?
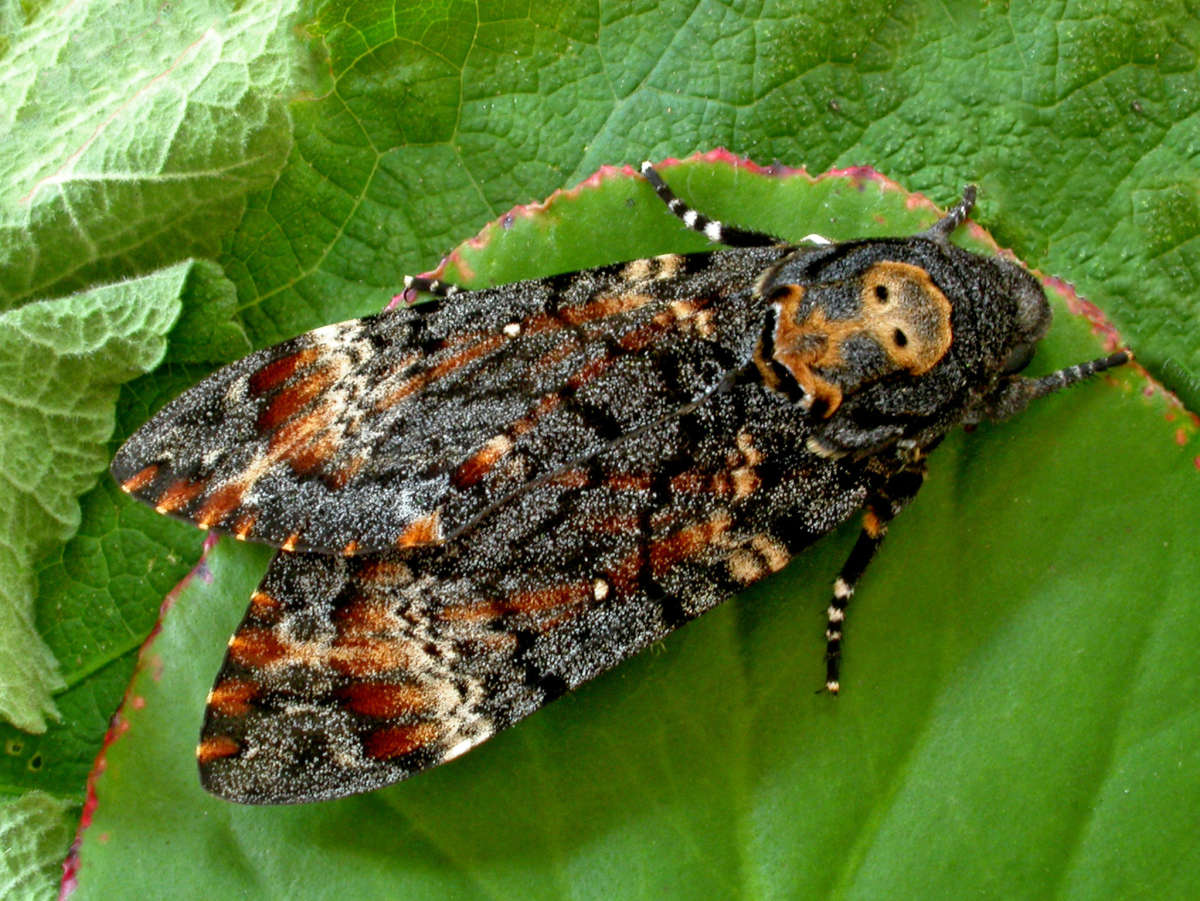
[112,247,794,555]
[199,378,876,803]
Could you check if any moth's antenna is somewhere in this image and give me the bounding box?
[923,185,977,242]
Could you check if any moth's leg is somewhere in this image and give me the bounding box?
[922,185,977,242]
[640,162,785,248]
[403,275,461,298]
[824,466,927,694]
[980,350,1132,420]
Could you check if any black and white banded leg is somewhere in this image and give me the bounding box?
[403,275,462,298]
[923,185,977,242]
[982,350,1132,420]
[640,161,785,248]
[824,467,926,694]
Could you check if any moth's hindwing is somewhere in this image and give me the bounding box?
[111,247,790,555]
[198,383,873,803]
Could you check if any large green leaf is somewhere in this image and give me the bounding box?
[71,167,1199,899]
[0,1,302,307]
[0,0,1196,898]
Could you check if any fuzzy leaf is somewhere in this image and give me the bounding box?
[0,266,186,732]
[0,792,77,901]
[0,1,303,307]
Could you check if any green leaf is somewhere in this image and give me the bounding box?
[71,167,1200,899]
[0,0,305,308]
[0,0,312,795]
[0,266,187,733]
[0,791,77,901]
[3,0,1198,898]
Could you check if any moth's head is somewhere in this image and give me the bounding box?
[756,236,1052,422]
[982,254,1052,376]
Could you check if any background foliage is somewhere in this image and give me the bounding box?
[0,0,1196,898]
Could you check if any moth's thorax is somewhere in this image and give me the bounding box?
[758,260,954,416]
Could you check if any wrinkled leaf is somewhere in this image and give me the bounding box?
[0,266,186,731]
[0,1,302,307]
[0,791,77,901]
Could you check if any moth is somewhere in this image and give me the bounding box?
[111,162,1129,804]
